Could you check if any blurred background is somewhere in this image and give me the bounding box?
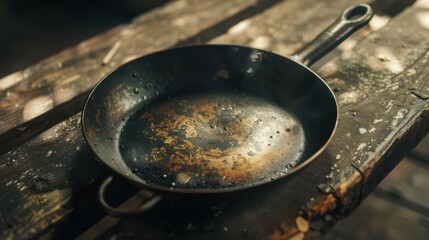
[0,0,170,78]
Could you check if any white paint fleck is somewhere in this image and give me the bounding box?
[357,143,367,151]
[391,109,408,127]
[385,100,393,113]
[346,132,351,137]
[396,110,404,119]
[46,150,53,157]
[338,91,359,104]
[336,154,341,160]
[386,82,399,90]
[374,119,383,124]
[369,127,376,133]
[359,128,367,134]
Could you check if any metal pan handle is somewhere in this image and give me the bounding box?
[292,4,373,67]
[98,176,162,217]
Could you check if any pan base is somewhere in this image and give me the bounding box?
[119,91,305,190]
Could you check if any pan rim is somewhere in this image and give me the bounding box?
[81,44,339,194]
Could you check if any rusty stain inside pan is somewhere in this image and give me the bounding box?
[83,45,338,194]
[120,91,304,189]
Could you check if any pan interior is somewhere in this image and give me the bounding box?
[119,91,305,190]
[83,45,338,193]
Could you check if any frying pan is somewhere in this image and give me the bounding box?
[82,4,373,216]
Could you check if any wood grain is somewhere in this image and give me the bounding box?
[0,0,426,239]
[317,0,429,203]
[0,0,284,238]
[0,0,281,153]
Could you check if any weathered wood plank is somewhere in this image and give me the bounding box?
[99,0,429,239]
[0,114,100,239]
[0,0,372,238]
[0,114,143,239]
[0,0,287,238]
[0,0,424,239]
[315,0,429,203]
[94,0,391,239]
[212,0,378,228]
[0,0,281,153]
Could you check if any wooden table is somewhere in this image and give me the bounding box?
[1,0,429,239]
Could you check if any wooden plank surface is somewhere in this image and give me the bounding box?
[0,0,427,239]
[317,0,429,201]
[0,0,284,238]
[0,0,368,238]
[86,0,408,239]
[98,0,429,239]
[0,116,100,239]
[0,0,281,154]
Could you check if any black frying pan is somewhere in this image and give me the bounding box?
[82,4,373,216]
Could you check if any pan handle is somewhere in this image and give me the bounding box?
[98,176,162,217]
[292,4,373,67]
